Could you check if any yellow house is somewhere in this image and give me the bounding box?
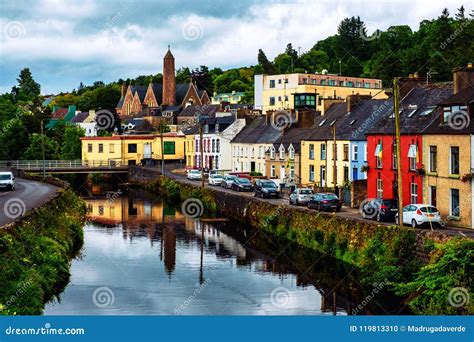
[254,73,386,114]
[184,132,195,168]
[81,133,185,165]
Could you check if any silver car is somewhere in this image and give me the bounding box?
[289,188,313,205]
[187,169,202,180]
[221,175,238,189]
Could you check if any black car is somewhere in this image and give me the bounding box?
[254,180,279,198]
[232,177,254,192]
[361,198,398,222]
[307,193,342,212]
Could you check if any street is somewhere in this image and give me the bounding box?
[0,178,59,227]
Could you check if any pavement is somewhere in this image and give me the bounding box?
[0,178,59,227]
[162,165,474,239]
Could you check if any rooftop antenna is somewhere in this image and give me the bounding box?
[426,69,438,85]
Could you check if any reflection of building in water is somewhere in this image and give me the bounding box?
[162,224,176,276]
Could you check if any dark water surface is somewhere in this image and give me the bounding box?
[44,189,404,315]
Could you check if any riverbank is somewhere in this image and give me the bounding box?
[136,176,473,315]
[0,180,86,315]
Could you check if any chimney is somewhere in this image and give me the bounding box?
[398,72,424,100]
[453,63,474,94]
[162,46,176,106]
[346,94,371,113]
[265,111,273,125]
[121,83,127,98]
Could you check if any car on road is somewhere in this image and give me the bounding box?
[361,198,398,222]
[187,169,202,180]
[395,204,444,228]
[232,177,254,192]
[0,172,15,191]
[208,173,224,185]
[254,180,279,198]
[289,188,313,205]
[307,192,342,212]
[221,175,238,189]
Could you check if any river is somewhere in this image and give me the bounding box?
[44,188,405,315]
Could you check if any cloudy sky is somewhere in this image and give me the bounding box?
[0,0,467,94]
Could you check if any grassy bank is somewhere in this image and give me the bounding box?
[0,189,86,315]
[142,177,473,315]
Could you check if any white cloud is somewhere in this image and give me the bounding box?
[0,0,467,93]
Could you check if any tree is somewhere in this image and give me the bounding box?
[257,49,276,74]
[191,65,214,95]
[60,125,85,160]
[0,119,29,160]
[11,68,41,102]
[22,134,59,160]
[176,67,191,83]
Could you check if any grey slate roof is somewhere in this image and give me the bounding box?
[178,104,219,117]
[231,116,282,144]
[70,111,89,123]
[368,82,453,135]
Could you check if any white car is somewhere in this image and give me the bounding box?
[187,169,202,180]
[0,171,15,191]
[208,173,224,185]
[395,204,444,228]
[289,188,314,205]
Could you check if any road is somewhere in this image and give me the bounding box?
[163,165,474,239]
[0,179,59,227]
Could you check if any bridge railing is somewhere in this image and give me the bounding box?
[0,160,127,170]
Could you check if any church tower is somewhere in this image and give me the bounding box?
[162,46,176,106]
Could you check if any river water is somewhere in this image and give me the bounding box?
[44,188,404,315]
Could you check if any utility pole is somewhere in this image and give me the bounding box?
[199,121,204,188]
[333,125,337,188]
[41,120,45,180]
[393,78,404,228]
[160,123,165,176]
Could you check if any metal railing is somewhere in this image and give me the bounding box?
[0,160,127,170]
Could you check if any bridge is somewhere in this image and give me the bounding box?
[0,160,130,174]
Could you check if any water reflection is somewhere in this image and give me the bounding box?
[44,189,405,315]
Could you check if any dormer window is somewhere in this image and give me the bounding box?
[279,145,285,160]
[443,105,468,123]
[419,105,436,117]
[289,145,295,160]
[270,146,276,159]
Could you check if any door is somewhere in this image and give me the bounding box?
[280,166,286,180]
[352,167,358,181]
[320,166,326,187]
[144,143,152,159]
[250,161,256,172]
[430,186,437,207]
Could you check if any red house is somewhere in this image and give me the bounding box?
[366,78,453,205]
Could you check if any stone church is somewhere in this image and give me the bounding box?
[116,48,211,118]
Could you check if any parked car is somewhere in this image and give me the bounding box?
[0,172,15,191]
[208,173,224,186]
[232,177,254,192]
[221,175,238,189]
[187,169,202,181]
[395,204,444,228]
[361,198,398,222]
[307,192,342,212]
[289,188,313,205]
[254,180,279,198]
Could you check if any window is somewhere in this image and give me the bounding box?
[270,146,275,159]
[269,80,275,88]
[343,166,349,182]
[318,119,327,127]
[392,142,397,169]
[410,183,418,204]
[279,145,285,159]
[303,78,307,84]
[278,96,282,101]
[419,106,436,117]
[88,143,93,153]
[163,141,175,155]
[278,79,282,84]
[450,146,459,175]
[269,97,275,106]
[216,139,220,153]
[321,144,326,160]
[375,141,383,168]
[451,189,460,217]
[429,146,437,172]
[289,146,295,160]
[352,145,358,161]
[377,178,383,199]
[271,165,276,178]
[343,144,349,161]
[350,119,357,125]
[407,143,417,171]
[128,144,137,153]
[309,144,314,160]
[109,144,114,153]
[289,166,295,180]
[309,165,314,182]
[294,94,316,108]
[212,139,215,153]
[98,144,103,153]
[320,79,326,85]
